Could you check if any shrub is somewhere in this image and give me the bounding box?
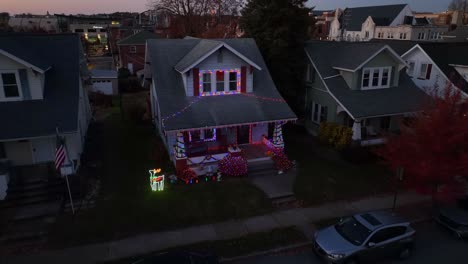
[218,154,248,177]
[318,122,352,149]
[179,167,197,184]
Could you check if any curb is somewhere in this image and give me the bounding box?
[219,241,313,263]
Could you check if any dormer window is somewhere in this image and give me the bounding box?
[199,69,241,96]
[1,71,22,100]
[362,67,392,90]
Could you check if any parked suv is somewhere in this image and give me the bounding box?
[435,196,468,238]
[313,211,415,264]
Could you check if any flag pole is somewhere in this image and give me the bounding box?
[56,127,75,215]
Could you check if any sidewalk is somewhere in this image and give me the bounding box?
[2,192,430,264]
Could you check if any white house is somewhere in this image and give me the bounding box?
[383,41,468,97]
[90,69,118,95]
[0,34,92,198]
[329,4,449,42]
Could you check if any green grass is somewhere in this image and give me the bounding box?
[48,94,271,247]
[284,125,392,206]
[104,227,307,264]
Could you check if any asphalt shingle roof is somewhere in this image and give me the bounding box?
[418,42,468,94]
[117,30,159,45]
[340,4,407,31]
[147,38,296,132]
[305,40,430,118]
[0,34,82,140]
[174,39,223,72]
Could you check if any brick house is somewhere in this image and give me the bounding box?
[117,30,159,74]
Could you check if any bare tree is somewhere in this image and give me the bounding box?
[449,0,468,11]
[147,0,243,37]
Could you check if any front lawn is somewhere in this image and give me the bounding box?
[104,226,307,263]
[48,93,271,247]
[284,124,392,205]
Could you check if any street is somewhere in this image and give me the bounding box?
[230,221,467,264]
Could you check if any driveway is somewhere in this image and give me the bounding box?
[230,221,467,264]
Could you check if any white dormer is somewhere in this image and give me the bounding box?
[0,49,48,102]
[174,40,261,97]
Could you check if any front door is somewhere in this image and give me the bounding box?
[237,125,250,145]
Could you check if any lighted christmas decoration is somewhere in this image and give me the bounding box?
[218,153,248,177]
[161,96,204,128]
[266,148,294,174]
[272,122,284,148]
[149,168,165,191]
[174,131,186,159]
[179,167,198,184]
[199,69,241,96]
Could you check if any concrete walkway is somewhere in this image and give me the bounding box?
[2,192,430,264]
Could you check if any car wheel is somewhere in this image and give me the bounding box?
[399,247,412,260]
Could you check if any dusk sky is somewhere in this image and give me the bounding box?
[3,0,452,15]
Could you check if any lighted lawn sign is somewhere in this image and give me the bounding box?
[149,168,165,191]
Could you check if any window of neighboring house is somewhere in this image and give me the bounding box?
[417,32,426,40]
[0,142,5,159]
[418,63,432,80]
[216,70,224,92]
[1,72,21,100]
[74,28,84,32]
[229,72,237,91]
[311,102,328,124]
[362,67,392,89]
[399,33,407,39]
[202,72,212,93]
[88,28,96,32]
[407,61,415,77]
[387,32,394,39]
[129,46,137,53]
[365,31,370,39]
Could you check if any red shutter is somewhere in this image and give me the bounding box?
[426,64,432,80]
[193,68,199,96]
[241,66,247,93]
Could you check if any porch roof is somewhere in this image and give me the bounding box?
[162,93,296,133]
[326,74,430,119]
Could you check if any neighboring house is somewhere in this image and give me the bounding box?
[310,10,335,40]
[118,30,159,74]
[90,69,118,95]
[440,26,468,42]
[145,38,296,175]
[385,41,468,97]
[0,34,92,197]
[304,41,429,146]
[329,4,449,42]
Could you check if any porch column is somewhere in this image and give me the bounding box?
[272,122,284,148]
[174,131,187,175]
[352,119,362,141]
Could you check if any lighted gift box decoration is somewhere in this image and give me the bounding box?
[149,168,165,191]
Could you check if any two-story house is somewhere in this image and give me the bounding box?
[329,4,449,42]
[0,34,91,198]
[117,30,159,74]
[145,38,297,175]
[304,41,430,146]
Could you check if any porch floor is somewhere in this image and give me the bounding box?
[239,144,269,160]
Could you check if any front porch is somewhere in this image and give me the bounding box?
[169,122,287,176]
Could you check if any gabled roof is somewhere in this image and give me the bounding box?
[147,38,296,132]
[0,45,51,73]
[305,40,430,119]
[174,39,262,73]
[0,34,82,140]
[370,39,419,55]
[416,42,468,94]
[117,30,159,45]
[340,4,407,31]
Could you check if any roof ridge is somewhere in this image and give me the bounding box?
[345,3,407,10]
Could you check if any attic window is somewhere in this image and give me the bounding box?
[199,69,241,96]
[362,67,392,90]
[0,72,22,101]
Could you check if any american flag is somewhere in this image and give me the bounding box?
[55,135,67,171]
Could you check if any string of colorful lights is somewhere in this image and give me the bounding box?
[161,96,204,128]
[240,93,287,102]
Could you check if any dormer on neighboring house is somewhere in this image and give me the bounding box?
[0,48,49,102]
[145,38,296,176]
[304,41,430,146]
[0,34,92,200]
